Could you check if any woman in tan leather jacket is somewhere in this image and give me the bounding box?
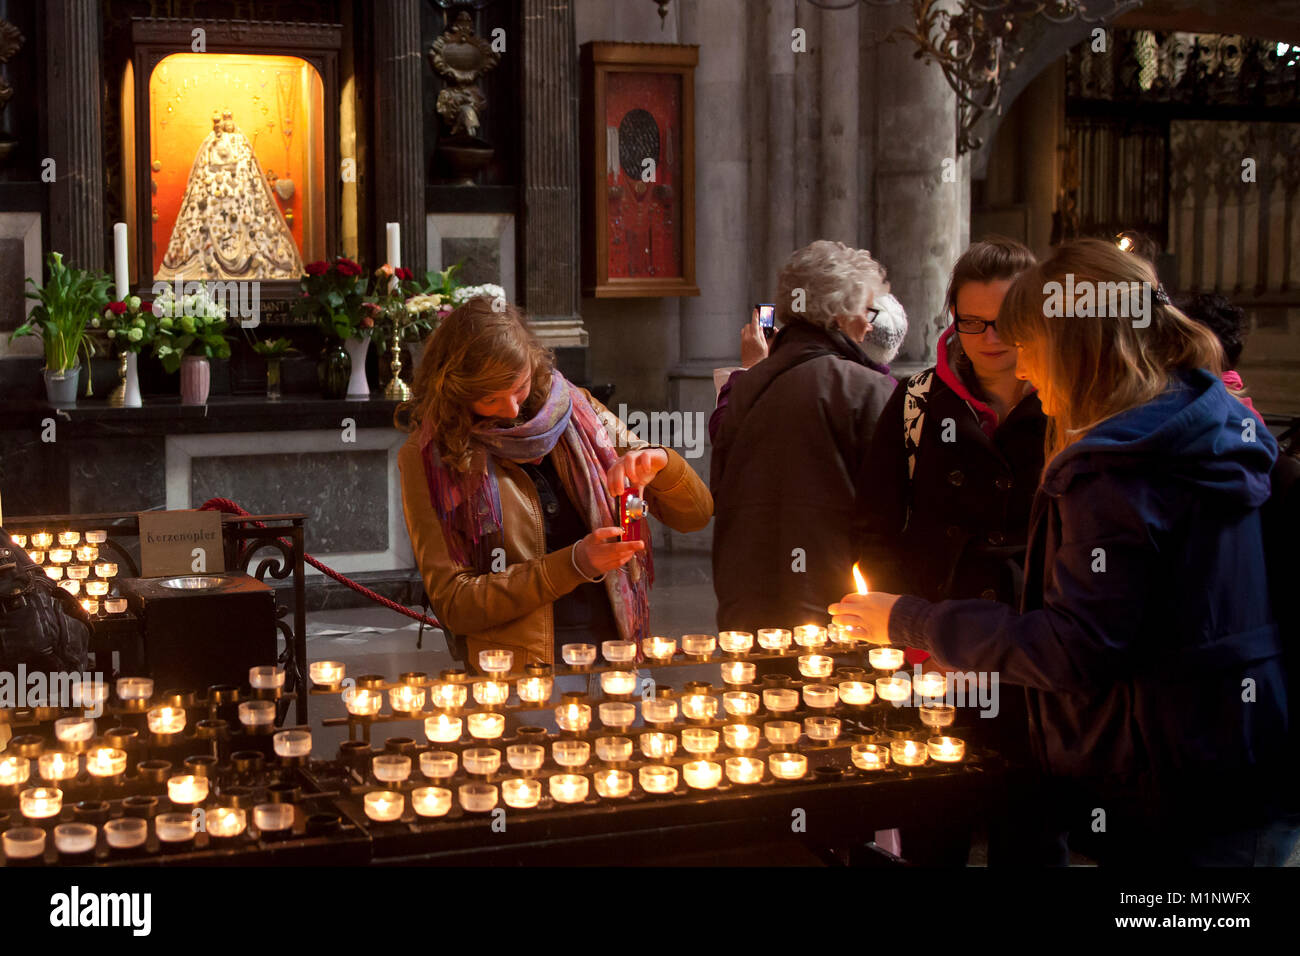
[397,298,713,670]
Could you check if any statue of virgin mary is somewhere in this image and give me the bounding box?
[158,110,304,280]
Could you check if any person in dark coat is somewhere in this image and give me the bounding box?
[855,237,1041,864]
[711,240,898,633]
[832,239,1295,865]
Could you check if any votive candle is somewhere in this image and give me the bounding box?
[20,786,63,820]
[478,649,514,675]
[927,736,965,763]
[601,640,637,663]
[502,777,542,808]
[273,730,312,759]
[342,687,382,717]
[721,662,755,686]
[560,643,597,667]
[723,691,759,717]
[555,702,592,733]
[638,765,678,794]
[549,774,589,803]
[425,714,463,744]
[54,716,95,744]
[757,628,793,651]
[869,647,905,671]
[85,580,109,597]
[38,752,78,783]
[891,739,927,767]
[802,684,838,709]
[762,688,798,714]
[593,769,633,798]
[420,750,459,780]
[680,693,718,721]
[167,774,208,805]
[372,754,412,783]
[58,531,80,547]
[0,754,31,786]
[458,783,498,813]
[2,827,46,861]
[598,701,636,729]
[914,671,948,700]
[85,530,108,545]
[75,545,98,563]
[430,681,468,709]
[154,813,198,844]
[641,697,678,724]
[472,680,509,707]
[680,634,716,658]
[53,823,97,856]
[364,790,405,822]
[207,807,246,838]
[764,721,801,748]
[804,715,842,742]
[600,670,637,696]
[851,743,890,771]
[86,747,127,778]
[643,636,676,661]
[30,531,54,549]
[516,676,553,704]
[237,700,276,727]
[506,744,545,773]
[412,787,453,817]
[58,579,81,596]
[876,676,911,703]
[639,731,677,760]
[253,803,295,833]
[718,630,753,654]
[249,666,286,690]
[94,562,119,579]
[80,598,99,615]
[308,661,344,687]
[838,681,875,705]
[723,723,761,751]
[769,752,808,780]
[798,654,834,679]
[67,564,90,579]
[683,760,722,789]
[462,748,501,776]
[725,756,765,784]
[793,625,828,648]
[466,712,505,740]
[595,736,633,763]
[104,597,128,615]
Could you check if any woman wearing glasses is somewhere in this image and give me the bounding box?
[854,237,1042,864]
[857,237,1042,616]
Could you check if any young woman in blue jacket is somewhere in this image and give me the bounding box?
[832,238,1294,865]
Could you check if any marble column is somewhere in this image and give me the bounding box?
[373,0,426,275]
[762,0,796,290]
[818,0,858,245]
[521,0,581,332]
[867,3,968,371]
[44,0,104,269]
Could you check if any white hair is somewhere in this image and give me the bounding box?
[861,292,908,365]
[775,240,889,331]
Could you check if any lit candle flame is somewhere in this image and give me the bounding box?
[852,563,868,595]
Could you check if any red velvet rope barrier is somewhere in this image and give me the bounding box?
[198,497,441,629]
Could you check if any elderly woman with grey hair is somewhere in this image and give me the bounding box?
[709,239,903,633]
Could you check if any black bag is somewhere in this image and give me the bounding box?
[0,528,91,672]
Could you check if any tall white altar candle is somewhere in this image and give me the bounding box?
[386,222,401,270]
[113,223,130,300]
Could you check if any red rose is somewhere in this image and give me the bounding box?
[140,301,154,313]
[108,301,127,315]
[336,257,362,277]
[361,316,375,329]
[396,267,413,281]
[305,261,329,276]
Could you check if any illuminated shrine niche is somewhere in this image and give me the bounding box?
[145,53,326,281]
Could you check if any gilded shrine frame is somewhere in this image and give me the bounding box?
[127,19,343,320]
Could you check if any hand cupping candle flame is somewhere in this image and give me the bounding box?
[828,564,901,646]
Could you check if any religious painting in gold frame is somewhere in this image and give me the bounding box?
[125,20,342,313]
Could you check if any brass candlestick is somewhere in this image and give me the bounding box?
[383,328,410,401]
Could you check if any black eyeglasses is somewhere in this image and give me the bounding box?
[951,308,998,335]
[867,306,881,323]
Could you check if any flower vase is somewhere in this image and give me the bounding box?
[109,352,143,408]
[43,365,81,406]
[344,333,372,399]
[318,341,350,400]
[180,355,211,406]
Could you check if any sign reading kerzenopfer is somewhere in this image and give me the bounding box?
[137,510,224,578]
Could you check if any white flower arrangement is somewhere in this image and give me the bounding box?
[450,283,506,306]
[153,285,229,321]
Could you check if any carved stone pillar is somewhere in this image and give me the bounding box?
[44,0,104,268]
[373,0,426,272]
[521,0,580,325]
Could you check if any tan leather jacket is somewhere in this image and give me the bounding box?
[398,391,713,666]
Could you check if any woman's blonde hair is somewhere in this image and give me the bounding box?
[396,297,553,473]
[998,238,1224,466]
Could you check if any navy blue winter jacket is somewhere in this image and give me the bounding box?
[889,369,1288,813]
